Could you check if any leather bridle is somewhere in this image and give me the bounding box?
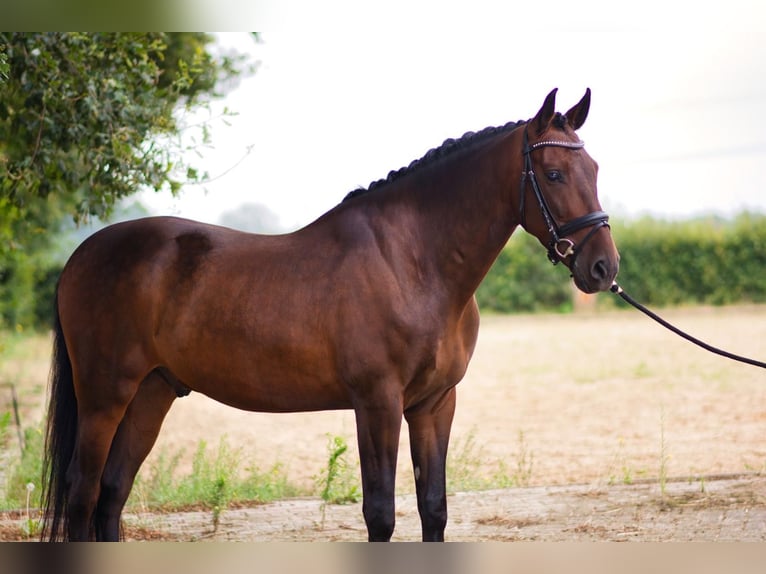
[520,126,610,265]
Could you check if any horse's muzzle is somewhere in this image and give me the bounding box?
[572,249,619,294]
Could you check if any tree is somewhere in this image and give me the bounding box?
[0,51,8,83]
[1,33,242,230]
[0,33,248,328]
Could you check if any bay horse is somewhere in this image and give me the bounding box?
[42,88,619,541]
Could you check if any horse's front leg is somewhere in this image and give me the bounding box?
[404,387,456,542]
[353,392,403,542]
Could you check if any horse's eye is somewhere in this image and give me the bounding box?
[546,170,563,182]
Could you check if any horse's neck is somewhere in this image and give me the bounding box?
[398,131,521,305]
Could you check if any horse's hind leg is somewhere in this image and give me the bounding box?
[66,379,139,541]
[96,372,177,541]
[404,387,456,542]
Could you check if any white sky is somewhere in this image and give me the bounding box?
[141,2,766,230]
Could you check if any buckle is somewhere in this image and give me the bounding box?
[554,238,575,260]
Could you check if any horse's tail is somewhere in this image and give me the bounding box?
[40,286,77,542]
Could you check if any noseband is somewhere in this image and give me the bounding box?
[520,127,610,265]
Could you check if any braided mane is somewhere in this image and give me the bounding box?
[343,119,526,202]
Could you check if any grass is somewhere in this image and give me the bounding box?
[0,425,44,511]
[606,437,649,486]
[0,411,10,447]
[447,428,534,493]
[128,435,303,523]
[0,428,303,538]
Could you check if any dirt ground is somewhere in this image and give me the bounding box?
[1,304,765,541]
[116,475,766,541]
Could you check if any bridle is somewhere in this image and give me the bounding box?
[520,126,610,265]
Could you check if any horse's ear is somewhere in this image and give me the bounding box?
[565,88,591,130]
[532,88,558,135]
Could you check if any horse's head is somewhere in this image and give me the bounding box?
[517,88,619,294]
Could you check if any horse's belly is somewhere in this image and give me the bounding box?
[184,376,353,413]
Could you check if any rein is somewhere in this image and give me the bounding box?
[520,127,610,264]
[611,282,766,370]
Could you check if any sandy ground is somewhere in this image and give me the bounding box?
[117,475,766,541]
[1,304,765,541]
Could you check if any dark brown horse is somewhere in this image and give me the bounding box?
[42,88,619,541]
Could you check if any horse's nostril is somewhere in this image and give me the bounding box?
[592,259,608,281]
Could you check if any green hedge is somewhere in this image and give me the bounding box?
[611,213,766,307]
[476,231,573,313]
[476,213,766,313]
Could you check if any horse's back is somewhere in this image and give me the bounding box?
[60,217,214,316]
[64,216,209,271]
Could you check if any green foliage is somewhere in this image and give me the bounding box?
[130,447,183,508]
[1,429,299,535]
[315,435,360,505]
[178,439,237,516]
[0,50,8,83]
[0,249,62,331]
[236,461,298,503]
[0,411,11,447]
[610,213,766,308]
[476,231,572,313]
[1,425,44,510]
[128,436,299,514]
[1,33,240,225]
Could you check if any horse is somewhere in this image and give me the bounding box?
[41,88,619,541]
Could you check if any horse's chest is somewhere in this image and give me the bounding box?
[402,332,472,401]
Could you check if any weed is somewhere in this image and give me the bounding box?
[23,482,40,539]
[316,434,360,505]
[1,426,43,510]
[447,428,534,492]
[145,437,238,530]
[512,430,534,487]
[239,461,300,502]
[607,437,636,486]
[743,461,766,474]
[659,406,669,498]
[0,411,11,447]
[129,448,184,511]
[447,430,490,492]
[314,434,360,528]
[633,361,652,378]
[210,477,226,532]
[181,438,237,513]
